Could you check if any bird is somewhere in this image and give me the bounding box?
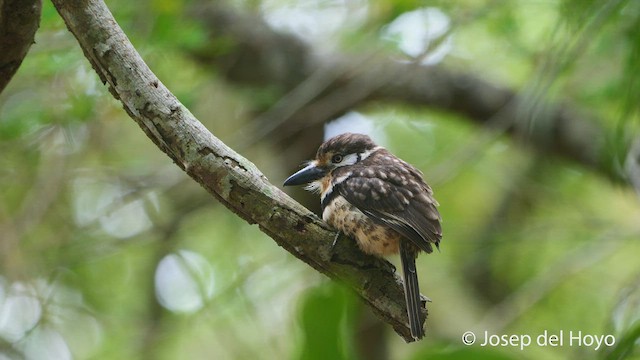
[283,132,442,340]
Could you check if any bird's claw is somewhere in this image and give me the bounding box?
[372,256,396,273]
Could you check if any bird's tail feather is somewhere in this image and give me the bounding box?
[400,242,424,340]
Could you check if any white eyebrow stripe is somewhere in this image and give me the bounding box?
[359,146,382,160]
[338,147,382,167]
[341,153,359,166]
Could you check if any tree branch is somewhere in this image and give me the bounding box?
[0,0,42,93]
[190,4,623,185]
[50,0,424,342]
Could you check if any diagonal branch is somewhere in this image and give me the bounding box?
[50,0,423,342]
[191,4,624,185]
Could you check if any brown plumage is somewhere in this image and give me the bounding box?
[284,132,442,340]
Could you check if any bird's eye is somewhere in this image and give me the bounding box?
[331,154,343,163]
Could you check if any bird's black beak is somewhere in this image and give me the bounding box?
[283,163,327,186]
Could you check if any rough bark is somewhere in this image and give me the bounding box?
[51,0,424,342]
[0,0,42,93]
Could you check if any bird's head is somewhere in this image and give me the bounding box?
[283,133,379,190]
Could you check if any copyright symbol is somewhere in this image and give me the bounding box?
[462,331,476,345]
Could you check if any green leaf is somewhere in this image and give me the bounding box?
[296,282,357,360]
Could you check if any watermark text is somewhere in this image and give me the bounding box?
[461,330,615,351]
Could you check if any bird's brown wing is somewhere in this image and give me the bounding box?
[334,166,442,253]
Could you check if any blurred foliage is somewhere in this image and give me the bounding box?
[1,0,640,359]
[296,283,358,360]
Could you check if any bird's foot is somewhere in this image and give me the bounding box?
[372,257,396,273]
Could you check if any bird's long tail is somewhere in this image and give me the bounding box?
[400,241,424,340]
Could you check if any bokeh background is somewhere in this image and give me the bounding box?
[1,0,640,359]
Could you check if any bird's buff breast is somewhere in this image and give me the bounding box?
[322,196,401,256]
